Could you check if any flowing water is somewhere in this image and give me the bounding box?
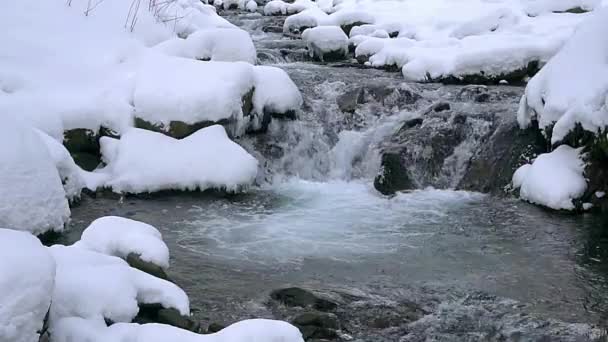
[65,10,608,341]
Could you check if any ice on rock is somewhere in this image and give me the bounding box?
[74,216,170,270]
[302,26,349,61]
[518,7,608,144]
[99,126,258,194]
[512,145,587,210]
[156,28,257,64]
[52,317,304,342]
[0,116,70,235]
[49,245,189,324]
[0,229,55,342]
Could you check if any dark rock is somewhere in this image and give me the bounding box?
[433,102,451,112]
[263,25,284,33]
[336,88,364,113]
[71,152,102,171]
[298,326,338,340]
[402,117,423,129]
[293,312,340,330]
[270,287,338,311]
[432,61,540,85]
[207,322,226,333]
[135,304,200,333]
[374,151,416,195]
[126,253,169,280]
[457,118,547,194]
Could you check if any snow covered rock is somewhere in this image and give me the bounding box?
[283,8,328,35]
[264,0,288,15]
[246,0,258,12]
[518,7,608,144]
[52,317,304,342]
[49,245,189,324]
[0,116,70,236]
[74,216,170,271]
[252,66,303,122]
[133,56,256,138]
[156,28,257,64]
[512,145,587,210]
[99,126,258,194]
[0,229,55,342]
[302,26,349,62]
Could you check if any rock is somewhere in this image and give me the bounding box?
[336,88,364,113]
[298,326,338,340]
[126,253,169,280]
[432,102,451,112]
[341,21,373,36]
[270,287,338,311]
[457,118,547,194]
[433,61,540,85]
[293,312,340,330]
[374,151,416,195]
[207,322,226,333]
[134,304,200,333]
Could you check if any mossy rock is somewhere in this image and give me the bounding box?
[126,253,169,280]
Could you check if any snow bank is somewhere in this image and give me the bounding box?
[0,116,70,235]
[49,245,189,324]
[74,216,170,269]
[512,145,587,210]
[133,56,255,131]
[278,0,598,81]
[100,126,258,194]
[302,26,349,61]
[518,7,608,144]
[156,28,256,64]
[253,66,303,118]
[0,229,55,342]
[53,317,304,342]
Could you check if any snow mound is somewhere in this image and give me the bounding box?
[0,116,70,235]
[53,317,304,342]
[49,245,189,324]
[133,55,255,132]
[74,216,170,269]
[156,28,256,64]
[518,7,608,144]
[0,229,55,342]
[302,26,349,61]
[100,126,258,194]
[246,0,258,12]
[253,66,303,119]
[283,8,328,34]
[512,145,587,210]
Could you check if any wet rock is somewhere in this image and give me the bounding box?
[336,88,364,113]
[374,151,416,195]
[432,61,540,85]
[63,127,118,170]
[270,287,338,311]
[293,312,340,330]
[206,322,226,333]
[134,304,200,332]
[298,325,338,340]
[126,252,169,280]
[457,85,492,103]
[457,117,547,194]
[433,102,451,112]
[263,25,284,33]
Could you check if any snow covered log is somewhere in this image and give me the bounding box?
[0,229,55,342]
[0,116,70,236]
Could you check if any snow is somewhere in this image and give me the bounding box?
[49,244,189,324]
[74,216,170,269]
[277,0,602,81]
[253,66,303,118]
[0,229,55,342]
[512,145,587,210]
[518,7,608,144]
[52,317,304,342]
[246,0,258,12]
[156,28,257,64]
[302,26,349,61]
[100,126,258,194]
[133,55,255,132]
[0,116,70,235]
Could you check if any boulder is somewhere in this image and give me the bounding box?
[270,287,338,311]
